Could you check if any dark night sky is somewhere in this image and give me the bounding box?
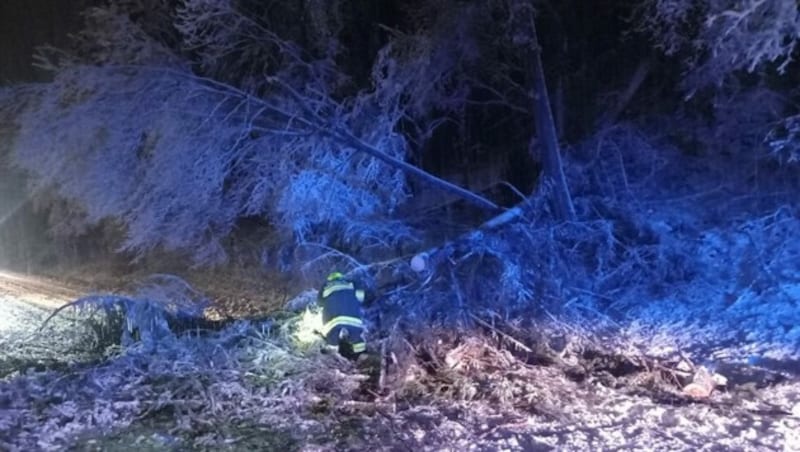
[0,0,93,82]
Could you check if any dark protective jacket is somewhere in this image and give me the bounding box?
[318,278,366,356]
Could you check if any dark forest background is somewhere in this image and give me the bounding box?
[1,0,798,290]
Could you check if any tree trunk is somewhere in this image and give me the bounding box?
[332,128,502,213]
[554,77,565,141]
[522,6,576,221]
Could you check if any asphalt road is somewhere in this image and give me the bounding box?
[0,270,80,310]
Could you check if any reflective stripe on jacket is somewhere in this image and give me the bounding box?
[321,281,365,302]
[320,315,363,336]
[349,341,366,354]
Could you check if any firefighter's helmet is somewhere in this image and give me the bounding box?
[327,271,345,282]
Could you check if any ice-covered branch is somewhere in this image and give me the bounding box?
[635,0,800,90]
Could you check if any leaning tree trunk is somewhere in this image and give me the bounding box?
[250,75,503,214]
[513,0,576,222]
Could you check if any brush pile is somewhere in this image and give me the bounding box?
[2,308,798,450]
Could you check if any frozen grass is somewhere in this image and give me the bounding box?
[3,310,798,451]
[618,214,800,364]
[0,297,111,379]
[0,314,365,450]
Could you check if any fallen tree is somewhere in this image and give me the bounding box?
[3,1,583,268]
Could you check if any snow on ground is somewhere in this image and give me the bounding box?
[0,293,105,379]
[0,264,799,450]
[611,212,800,376]
[0,294,42,335]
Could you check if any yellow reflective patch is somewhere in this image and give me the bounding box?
[351,342,366,353]
[320,316,364,336]
[355,289,365,303]
[322,282,354,298]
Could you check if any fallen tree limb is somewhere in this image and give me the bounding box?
[331,127,501,212]
[271,75,503,213]
[411,203,530,272]
[469,313,533,353]
[341,200,533,299]
[122,65,502,214]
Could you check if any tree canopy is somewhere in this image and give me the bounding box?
[1,0,799,268]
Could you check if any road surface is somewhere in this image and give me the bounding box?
[0,270,82,309]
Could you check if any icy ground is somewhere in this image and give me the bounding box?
[0,280,799,451]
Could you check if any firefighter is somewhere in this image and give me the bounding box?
[318,271,366,359]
